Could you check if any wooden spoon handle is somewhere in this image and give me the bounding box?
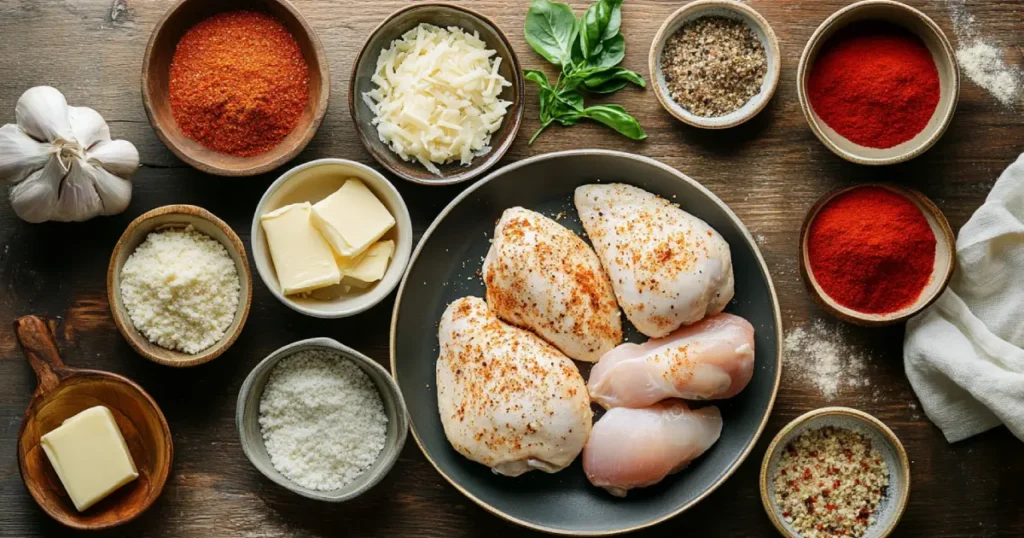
[14,315,68,394]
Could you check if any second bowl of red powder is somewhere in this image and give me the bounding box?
[799,184,955,326]
[142,0,330,177]
[797,1,959,166]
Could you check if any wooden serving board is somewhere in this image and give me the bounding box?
[1,0,1022,536]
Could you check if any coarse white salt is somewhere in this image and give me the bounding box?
[783,320,869,400]
[259,349,387,491]
[957,42,1020,106]
[119,225,240,354]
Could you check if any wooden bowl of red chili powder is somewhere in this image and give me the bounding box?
[142,0,329,176]
[797,0,959,166]
[799,184,955,326]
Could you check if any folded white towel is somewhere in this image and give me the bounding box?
[904,153,1024,443]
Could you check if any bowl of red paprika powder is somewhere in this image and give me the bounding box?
[142,0,330,177]
[799,184,955,326]
[796,0,959,166]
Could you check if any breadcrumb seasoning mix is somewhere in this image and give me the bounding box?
[773,426,890,538]
[661,16,767,117]
[169,10,309,157]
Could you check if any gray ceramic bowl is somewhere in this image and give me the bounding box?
[390,150,783,535]
[348,3,525,186]
[236,338,409,502]
[760,407,911,538]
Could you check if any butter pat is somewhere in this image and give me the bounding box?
[311,179,395,257]
[261,203,341,295]
[40,406,138,512]
[343,240,395,289]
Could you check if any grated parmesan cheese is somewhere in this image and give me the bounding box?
[259,349,388,491]
[362,23,512,175]
[119,225,240,355]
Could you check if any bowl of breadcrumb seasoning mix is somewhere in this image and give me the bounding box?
[649,0,781,129]
[760,407,911,538]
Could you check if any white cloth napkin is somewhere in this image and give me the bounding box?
[904,153,1024,443]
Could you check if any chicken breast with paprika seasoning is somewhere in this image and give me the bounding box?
[436,297,593,476]
[575,183,734,338]
[483,207,622,363]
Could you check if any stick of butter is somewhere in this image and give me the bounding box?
[311,179,395,258]
[261,202,341,295]
[342,240,395,289]
[40,406,139,512]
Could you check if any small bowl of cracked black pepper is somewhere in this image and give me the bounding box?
[760,407,910,538]
[650,0,781,129]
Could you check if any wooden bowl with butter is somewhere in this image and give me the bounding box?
[251,158,413,318]
[15,316,173,530]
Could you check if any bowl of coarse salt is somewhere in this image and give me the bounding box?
[236,337,408,502]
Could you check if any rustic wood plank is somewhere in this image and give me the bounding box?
[1,0,1023,536]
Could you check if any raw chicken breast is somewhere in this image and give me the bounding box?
[575,183,734,338]
[583,401,722,497]
[436,297,593,476]
[588,313,755,409]
[483,207,621,363]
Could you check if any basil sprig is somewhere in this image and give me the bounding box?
[524,0,646,143]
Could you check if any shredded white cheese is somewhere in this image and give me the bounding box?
[362,23,512,175]
[259,349,388,491]
[119,225,240,355]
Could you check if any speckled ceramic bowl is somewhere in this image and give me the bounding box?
[760,407,910,538]
[236,338,408,502]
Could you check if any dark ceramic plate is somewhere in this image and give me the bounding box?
[390,150,782,535]
[348,3,525,186]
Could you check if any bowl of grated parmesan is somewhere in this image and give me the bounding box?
[107,205,252,367]
[236,338,408,502]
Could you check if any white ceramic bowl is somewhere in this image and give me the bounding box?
[649,0,781,129]
[251,158,413,318]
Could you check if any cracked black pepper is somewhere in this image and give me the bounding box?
[661,16,767,117]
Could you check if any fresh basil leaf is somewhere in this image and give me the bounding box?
[555,90,584,112]
[591,34,625,69]
[582,104,646,140]
[583,67,645,93]
[602,0,622,42]
[525,0,579,67]
[555,113,582,126]
[580,0,624,59]
[524,69,553,89]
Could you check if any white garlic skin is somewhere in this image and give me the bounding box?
[3,86,139,223]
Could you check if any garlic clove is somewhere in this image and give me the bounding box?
[9,156,63,223]
[86,139,139,177]
[0,123,53,183]
[54,159,104,222]
[90,163,133,216]
[15,86,73,143]
[68,106,111,150]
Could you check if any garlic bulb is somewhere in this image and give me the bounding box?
[1,86,139,223]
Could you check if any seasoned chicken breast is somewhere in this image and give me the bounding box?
[583,401,722,497]
[436,297,593,476]
[483,207,621,363]
[575,183,734,338]
[588,313,755,409]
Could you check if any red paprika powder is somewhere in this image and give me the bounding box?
[807,22,940,150]
[169,11,309,157]
[807,186,936,314]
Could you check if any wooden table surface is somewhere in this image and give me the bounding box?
[1,0,1021,536]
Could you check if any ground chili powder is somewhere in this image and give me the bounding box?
[807,186,936,314]
[169,11,309,157]
[807,21,940,149]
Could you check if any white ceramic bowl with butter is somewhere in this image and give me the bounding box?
[251,158,413,318]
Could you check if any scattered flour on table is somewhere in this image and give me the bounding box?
[947,0,1021,106]
[259,349,387,491]
[119,225,240,354]
[784,319,869,400]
